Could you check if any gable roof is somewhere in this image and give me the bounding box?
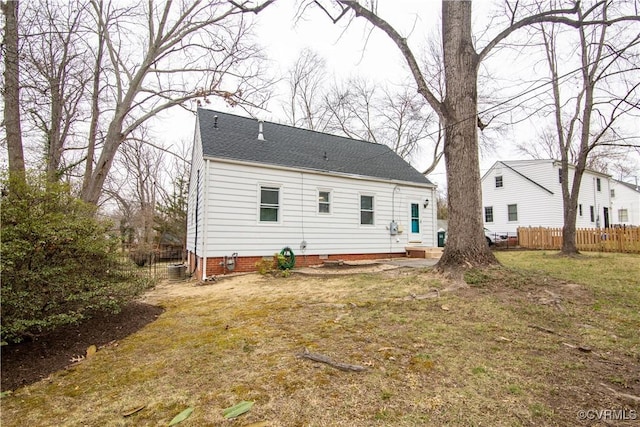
[483,160,554,195]
[614,179,640,194]
[197,109,433,186]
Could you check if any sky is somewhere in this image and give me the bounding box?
[154,0,639,190]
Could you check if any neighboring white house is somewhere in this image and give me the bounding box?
[481,159,614,234]
[610,179,640,226]
[186,109,437,278]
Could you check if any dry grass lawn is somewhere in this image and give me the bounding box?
[1,251,639,426]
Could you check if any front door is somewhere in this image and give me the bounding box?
[410,203,421,243]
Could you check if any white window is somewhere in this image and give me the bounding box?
[579,204,583,217]
[495,176,503,188]
[507,204,518,222]
[618,209,629,222]
[590,206,595,222]
[260,186,280,222]
[610,189,615,198]
[360,195,374,225]
[484,206,494,223]
[558,169,562,184]
[318,190,331,214]
[596,178,601,192]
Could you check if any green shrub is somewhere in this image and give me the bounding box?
[0,174,151,343]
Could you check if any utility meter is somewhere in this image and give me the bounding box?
[389,221,399,235]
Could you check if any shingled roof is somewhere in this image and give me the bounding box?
[198,109,433,186]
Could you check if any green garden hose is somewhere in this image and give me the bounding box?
[279,247,296,270]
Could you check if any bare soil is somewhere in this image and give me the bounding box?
[1,303,164,392]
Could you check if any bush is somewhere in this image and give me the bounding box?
[0,174,152,343]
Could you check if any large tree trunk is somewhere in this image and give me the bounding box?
[436,1,497,269]
[2,0,26,184]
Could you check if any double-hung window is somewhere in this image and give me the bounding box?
[318,190,331,214]
[495,176,503,188]
[260,186,280,222]
[484,206,494,223]
[360,195,374,225]
[507,204,518,222]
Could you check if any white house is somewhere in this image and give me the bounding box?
[481,159,614,234]
[186,109,437,278]
[610,179,640,226]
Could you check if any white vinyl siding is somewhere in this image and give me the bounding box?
[481,160,614,233]
[197,160,435,257]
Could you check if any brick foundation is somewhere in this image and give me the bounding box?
[188,251,406,277]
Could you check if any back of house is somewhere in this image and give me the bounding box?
[186,109,437,278]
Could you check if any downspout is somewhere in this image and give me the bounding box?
[192,169,200,275]
[201,159,209,280]
[432,187,437,247]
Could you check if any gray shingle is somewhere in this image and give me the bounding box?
[198,109,433,186]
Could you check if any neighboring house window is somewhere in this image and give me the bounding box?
[558,169,562,183]
[507,204,518,221]
[318,190,331,214]
[495,176,503,188]
[260,186,279,222]
[360,195,374,225]
[579,204,583,217]
[590,205,595,222]
[618,209,629,222]
[610,189,615,198]
[484,206,494,223]
[596,178,601,192]
[411,203,420,233]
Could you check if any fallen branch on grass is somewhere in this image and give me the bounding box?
[600,383,640,403]
[298,348,367,372]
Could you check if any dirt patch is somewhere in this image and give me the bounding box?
[1,302,164,392]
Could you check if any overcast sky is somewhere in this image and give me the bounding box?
[155,0,640,190]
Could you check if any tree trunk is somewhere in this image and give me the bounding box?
[2,0,26,184]
[436,1,498,270]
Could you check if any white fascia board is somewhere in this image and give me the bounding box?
[202,155,436,190]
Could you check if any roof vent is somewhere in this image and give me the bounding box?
[213,115,218,129]
[258,120,265,141]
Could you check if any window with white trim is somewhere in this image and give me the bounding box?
[484,206,494,223]
[495,176,503,188]
[579,204,583,217]
[360,195,374,225]
[507,204,518,221]
[260,186,280,222]
[596,178,601,192]
[318,190,331,214]
[618,209,629,222]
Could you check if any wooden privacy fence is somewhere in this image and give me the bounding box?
[518,227,640,254]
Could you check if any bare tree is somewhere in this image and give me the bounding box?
[530,1,640,254]
[310,0,638,271]
[283,48,332,131]
[80,0,275,205]
[20,0,92,181]
[2,0,26,185]
[324,78,435,164]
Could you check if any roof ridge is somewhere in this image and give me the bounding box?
[198,108,386,149]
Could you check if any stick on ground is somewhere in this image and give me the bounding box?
[298,348,367,372]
